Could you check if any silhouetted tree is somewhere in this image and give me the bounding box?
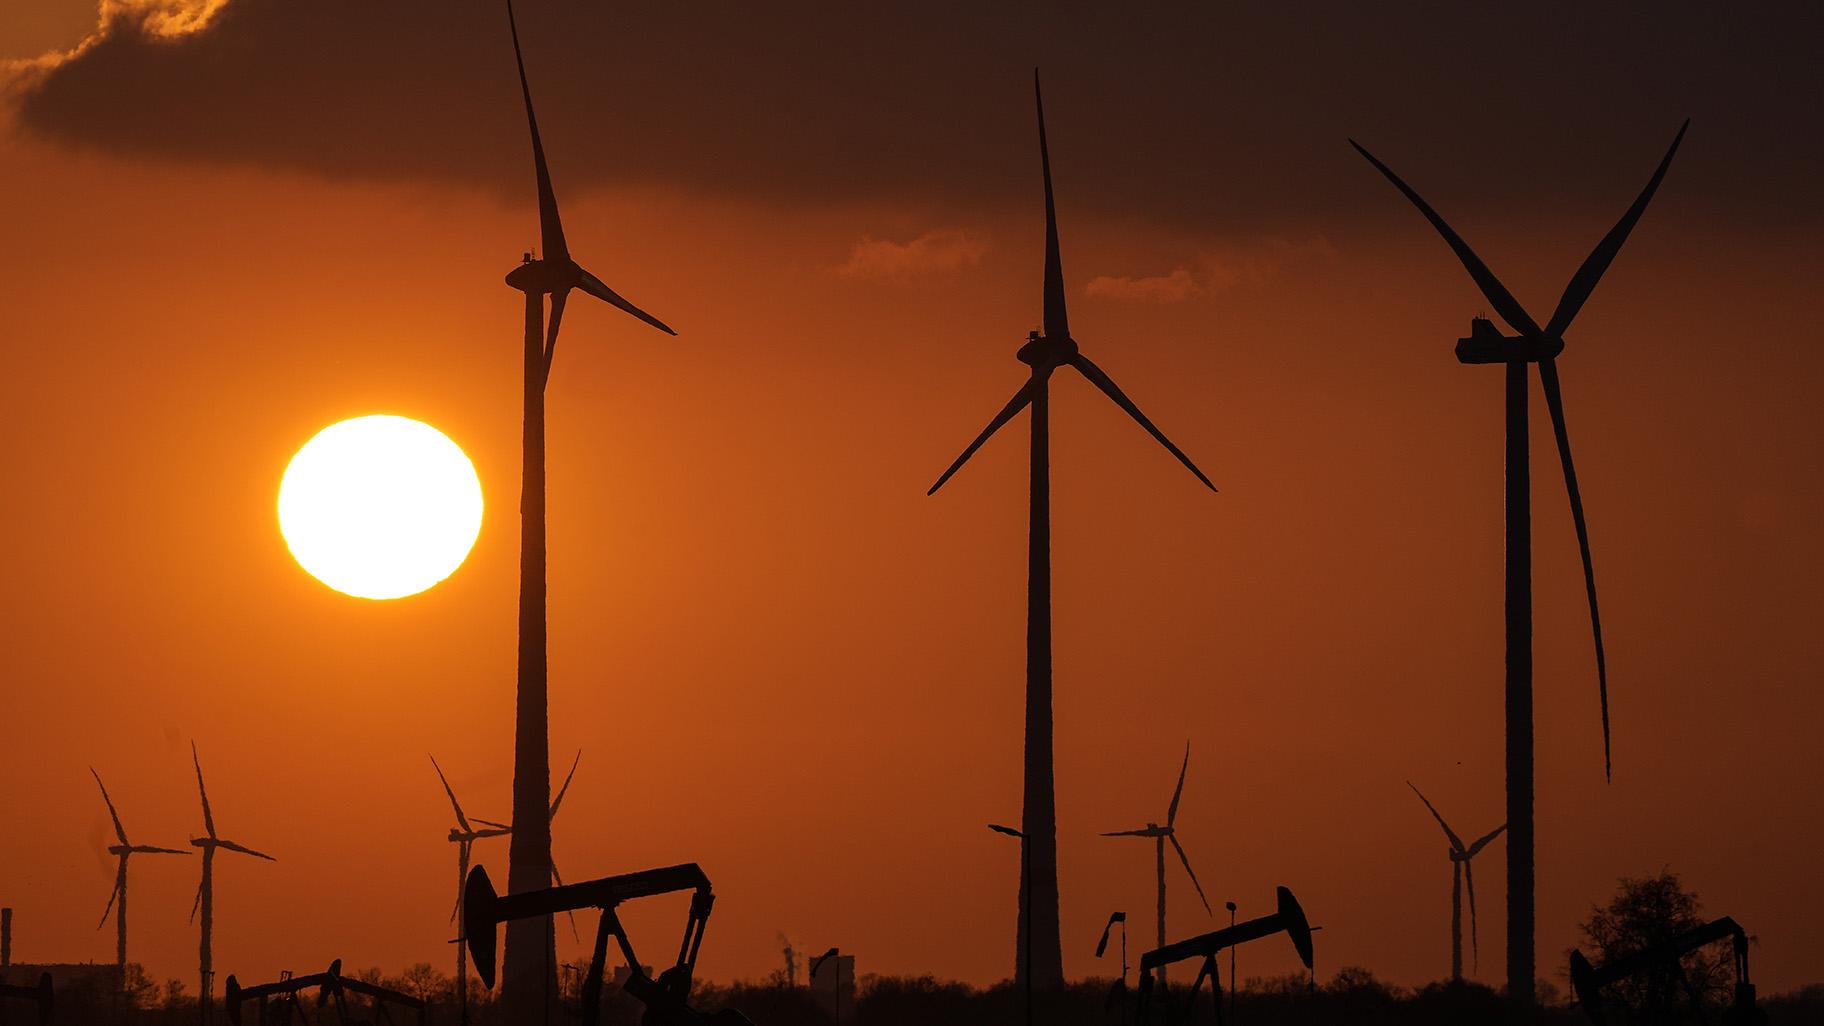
[1578,870,1735,1017]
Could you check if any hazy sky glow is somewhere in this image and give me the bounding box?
[0,0,1820,1000]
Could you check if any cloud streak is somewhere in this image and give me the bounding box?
[837,229,988,282]
[1086,236,1337,303]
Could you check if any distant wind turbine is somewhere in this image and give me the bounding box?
[432,756,510,1025]
[188,743,274,1026]
[1407,782,1505,981]
[91,769,190,994]
[1103,742,1213,985]
[496,0,674,1017]
[928,70,1215,989]
[1351,119,1687,1003]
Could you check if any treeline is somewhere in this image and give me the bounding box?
[38,964,1824,1024]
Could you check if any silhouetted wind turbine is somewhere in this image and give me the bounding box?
[497,0,673,1017]
[1407,781,1505,981]
[928,70,1214,989]
[1103,743,1212,985]
[188,743,274,1026]
[1352,119,1687,1004]
[432,756,510,1025]
[91,769,189,993]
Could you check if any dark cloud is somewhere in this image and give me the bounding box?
[13,1,1823,234]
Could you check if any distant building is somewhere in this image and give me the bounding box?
[2,962,122,1004]
[808,953,855,1026]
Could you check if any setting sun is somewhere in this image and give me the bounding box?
[277,415,483,600]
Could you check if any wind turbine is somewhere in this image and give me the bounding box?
[91,769,190,993]
[188,743,274,1026]
[496,0,674,1017]
[1407,781,1505,981]
[432,756,510,1025]
[1102,743,1212,985]
[928,70,1215,989]
[1351,120,1687,1004]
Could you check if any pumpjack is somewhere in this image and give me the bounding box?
[464,863,753,1026]
[1570,916,1765,1025]
[224,960,427,1026]
[0,972,52,1025]
[1095,912,1130,1023]
[1136,887,1315,1026]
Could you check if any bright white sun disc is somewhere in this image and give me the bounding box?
[278,415,483,600]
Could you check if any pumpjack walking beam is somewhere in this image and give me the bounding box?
[464,863,753,1026]
[1570,916,1763,1025]
[1135,887,1315,1026]
[224,961,426,1026]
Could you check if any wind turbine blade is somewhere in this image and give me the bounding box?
[1405,781,1466,852]
[190,879,204,923]
[1067,354,1216,492]
[1034,69,1068,340]
[430,756,473,834]
[506,0,567,263]
[1100,828,1155,838]
[1349,140,1541,337]
[542,287,569,382]
[473,818,511,831]
[549,750,581,820]
[1544,120,1689,339]
[91,768,129,845]
[1095,915,1117,958]
[1167,834,1213,915]
[217,840,277,862]
[98,868,124,929]
[550,861,581,941]
[926,378,1038,495]
[1537,358,1611,780]
[577,266,677,336]
[1167,741,1190,826]
[129,846,192,856]
[1465,822,1507,858]
[192,742,216,839]
[1465,857,1480,973]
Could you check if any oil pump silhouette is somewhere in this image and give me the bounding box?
[463,863,752,1026]
[1570,916,1764,1025]
[928,70,1215,989]
[496,0,675,1018]
[0,973,52,1025]
[1094,912,1129,1023]
[1352,119,1688,1004]
[1135,887,1315,1026]
[225,960,428,1026]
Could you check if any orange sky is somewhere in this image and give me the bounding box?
[1,0,1821,999]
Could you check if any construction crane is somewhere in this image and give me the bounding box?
[0,972,52,1025]
[1136,887,1316,1025]
[1570,916,1765,1025]
[463,862,753,1026]
[223,960,427,1026]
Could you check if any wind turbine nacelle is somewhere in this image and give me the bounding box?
[1454,318,1564,365]
[463,866,502,989]
[1277,887,1315,971]
[505,258,577,294]
[1017,332,1077,367]
[1569,950,1606,1023]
